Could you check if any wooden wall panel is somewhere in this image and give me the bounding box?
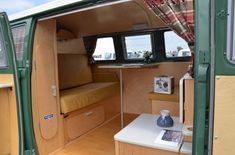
[57,38,86,54]
[32,20,64,155]
[184,79,194,126]
[0,88,10,155]
[94,62,189,114]
[152,101,179,116]
[0,74,19,155]
[213,76,235,155]
[34,19,58,140]
[56,0,166,37]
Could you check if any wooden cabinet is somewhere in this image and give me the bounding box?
[184,79,194,126]
[148,87,179,117]
[213,76,235,155]
[0,75,18,155]
[64,105,105,141]
[115,141,186,155]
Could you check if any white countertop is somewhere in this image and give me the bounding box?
[114,113,184,153]
[0,83,12,89]
[98,63,160,69]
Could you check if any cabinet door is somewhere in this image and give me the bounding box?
[213,76,235,154]
[32,19,58,140]
[31,19,63,155]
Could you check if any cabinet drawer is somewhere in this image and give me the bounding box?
[65,105,105,140]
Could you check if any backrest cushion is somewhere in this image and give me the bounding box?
[58,54,93,90]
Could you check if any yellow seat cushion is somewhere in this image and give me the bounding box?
[60,82,119,114]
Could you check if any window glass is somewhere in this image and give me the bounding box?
[11,26,26,61]
[93,37,116,61]
[123,34,152,60]
[164,31,191,58]
[0,28,8,67]
[227,0,235,63]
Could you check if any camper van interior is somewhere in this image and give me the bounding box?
[0,0,195,155]
[31,0,194,155]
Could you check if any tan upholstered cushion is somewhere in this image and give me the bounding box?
[58,54,93,90]
[60,82,119,114]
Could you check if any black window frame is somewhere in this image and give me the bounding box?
[84,28,191,64]
[162,29,191,62]
[121,32,155,62]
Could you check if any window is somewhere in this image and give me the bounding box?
[93,37,116,61]
[123,34,152,60]
[227,0,235,63]
[0,28,8,68]
[164,31,191,58]
[11,25,26,61]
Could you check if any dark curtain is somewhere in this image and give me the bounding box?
[83,37,97,64]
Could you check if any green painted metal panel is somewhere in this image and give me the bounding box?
[193,0,211,154]
[10,18,37,154]
[215,0,235,74]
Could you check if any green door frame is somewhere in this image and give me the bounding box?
[215,0,235,74]
[0,12,25,155]
[10,18,38,155]
[193,0,212,154]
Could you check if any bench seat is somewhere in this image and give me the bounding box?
[60,82,119,114]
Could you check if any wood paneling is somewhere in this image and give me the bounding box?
[148,87,179,102]
[56,0,166,37]
[184,79,194,126]
[213,76,235,155]
[0,74,19,155]
[57,38,86,54]
[152,100,179,116]
[33,19,58,139]
[115,141,179,155]
[0,88,10,155]
[32,20,64,155]
[94,62,189,114]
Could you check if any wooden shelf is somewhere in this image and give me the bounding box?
[148,86,179,102]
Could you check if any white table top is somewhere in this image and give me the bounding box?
[0,83,12,89]
[98,63,160,69]
[114,113,184,153]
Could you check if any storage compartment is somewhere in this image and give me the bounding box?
[64,105,105,141]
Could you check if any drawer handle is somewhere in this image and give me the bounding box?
[84,111,93,116]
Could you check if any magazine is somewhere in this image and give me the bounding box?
[154,130,183,147]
